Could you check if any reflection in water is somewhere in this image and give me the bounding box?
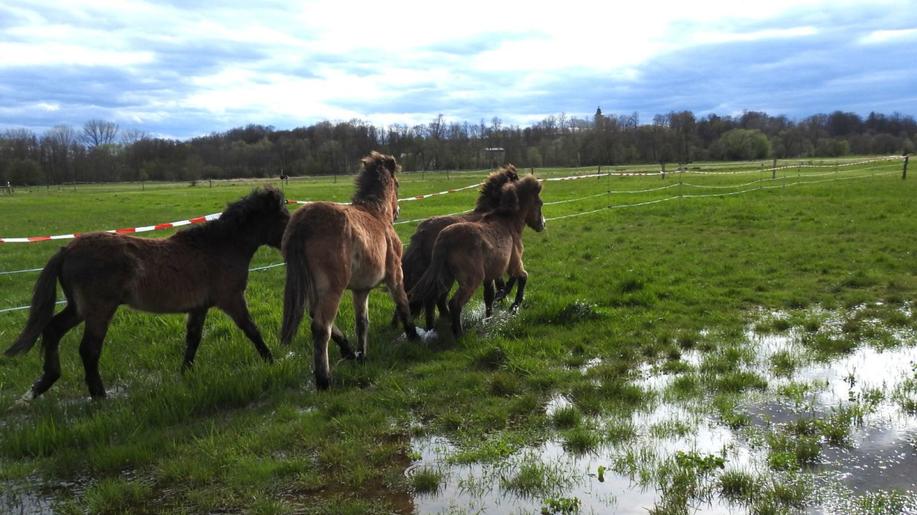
[409,304,917,513]
[1,483,55,515]
[746,319,917,503]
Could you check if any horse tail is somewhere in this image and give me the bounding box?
[409,241,451,306]
[401,239,428,315]
[5,248,65,357]
[280,224,313,346]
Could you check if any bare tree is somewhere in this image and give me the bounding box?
[42,125,79,185]
[81,119,119,149]
[120,128,149,146]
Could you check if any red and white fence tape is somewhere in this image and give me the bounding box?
[0,213,223,244]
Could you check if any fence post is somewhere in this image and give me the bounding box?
[904,155,910,180]
[661,162,666,180]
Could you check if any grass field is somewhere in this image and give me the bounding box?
[1,157,915,514]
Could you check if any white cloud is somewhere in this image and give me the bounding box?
[0,42,155,67]
[1,0,915,136]
[859,28,917,45]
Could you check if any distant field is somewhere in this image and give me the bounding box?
[1,156,915,514]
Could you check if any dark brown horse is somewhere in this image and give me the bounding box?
[410,175,545,336]
[280,151,417,390]
[4,187,290,400]
[399,165,520,329]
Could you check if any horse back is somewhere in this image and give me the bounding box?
[286,202,392,290]
[436,220,514,282]
[61,232,225,313]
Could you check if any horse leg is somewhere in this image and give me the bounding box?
[493,277,506,300]
[424,299,437,331]
[510,274,528,312]
[437,293,450,318]
[311,291,343,390]
[79,306,116,399]
[331,324,356,360]
[448,283,477,337]
[30,305,82,398]
[352,289,370,359]
[392,300,422,328]
[385,274,418,341]
[220,295,273,363]
[494,277,516,303]
[483,281,495,318]
[182,308,208,371]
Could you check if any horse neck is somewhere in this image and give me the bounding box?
[180,218,264,258]
[353,188,395,222]
[488,211,526,238]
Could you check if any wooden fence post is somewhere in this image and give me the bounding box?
[904,155,909,180]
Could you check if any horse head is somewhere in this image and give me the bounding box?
[498,175,544,232]
[259,187,291,248]
[475,164,520,212]
[225,186,290,249]
[356,151,401,222]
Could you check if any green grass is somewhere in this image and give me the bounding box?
[1,158,915,511]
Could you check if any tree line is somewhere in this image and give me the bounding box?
[1,110,915,185]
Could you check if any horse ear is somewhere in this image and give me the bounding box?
[499,182,519,212]
[505,163,519,181]
[383,155,398,175]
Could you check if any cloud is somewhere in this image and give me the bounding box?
[0,0,915,138]
[859,28,917,45]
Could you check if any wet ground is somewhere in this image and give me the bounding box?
[4,303,915,513]
[1,483,57,515]
[407,303,917,514]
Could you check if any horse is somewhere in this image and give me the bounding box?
[397,164,520,329]
[4,187,290,400]
[409,175,545,336]
[280,151,418,390]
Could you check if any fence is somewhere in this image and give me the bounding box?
[0,156,908,314]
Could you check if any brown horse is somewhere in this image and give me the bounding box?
[4,187,290,400]
[399,164,520,329]
[409,175,545,336]
[280,151,417,390]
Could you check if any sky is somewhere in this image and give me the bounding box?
[1,0,916,140]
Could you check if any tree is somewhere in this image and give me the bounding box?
[713,129,771,160]
[42,124,79,185]
[81,119,119,149]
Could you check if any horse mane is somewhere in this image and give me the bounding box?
[474,164,519,212]
[175,187,286,244]
[352,151,399,212]
[497,175,542,214]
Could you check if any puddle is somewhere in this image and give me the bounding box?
[1,482,55,515]
[409,435,657,514]
[410,395,757,513]
[579,357,603,375]
[744,305,917,503]
[409,303,917,513]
